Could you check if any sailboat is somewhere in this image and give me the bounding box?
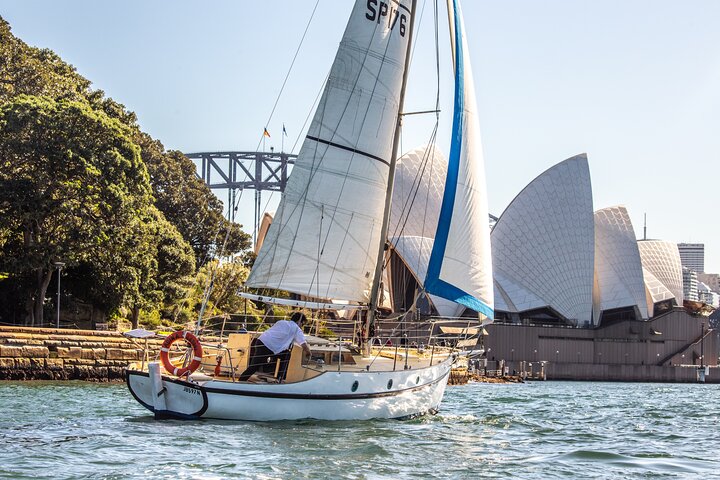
[126,0,494,421]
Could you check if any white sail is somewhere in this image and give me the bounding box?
[424,0,494,319]
[247,0,414,302]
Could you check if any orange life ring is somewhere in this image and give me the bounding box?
[160,330,203,377]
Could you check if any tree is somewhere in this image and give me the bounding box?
[0,17,91,104]
[0,95,152,324]
[135,134,252,266]
[0,17,254,327]
[129,206,196,328]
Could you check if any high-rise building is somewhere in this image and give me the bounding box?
[677,243,704,273]
[682,267,698,302]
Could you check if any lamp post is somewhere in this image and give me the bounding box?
[700,322,705,368]
[53,262,65,329]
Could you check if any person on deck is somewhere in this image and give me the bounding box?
[238,312,312,382]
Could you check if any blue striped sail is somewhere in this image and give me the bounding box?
[424,0,494,320]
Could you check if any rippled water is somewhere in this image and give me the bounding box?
[1,381,718,479]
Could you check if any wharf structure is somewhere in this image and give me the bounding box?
[484,308,718,382]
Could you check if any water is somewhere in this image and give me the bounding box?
[1,381,718,479]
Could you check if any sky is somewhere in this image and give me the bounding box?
[3,0,720,272]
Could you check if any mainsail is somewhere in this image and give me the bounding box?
[424,0,494,319]
[247,0,414,303]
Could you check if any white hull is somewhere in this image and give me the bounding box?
[127,357,453,421]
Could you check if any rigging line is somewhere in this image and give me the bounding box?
[385,0,442,269]
[316,204,323,302]
[253,68,324,247]
[434,0,441,115]
[387,0,441,244]
[268,11,393,297]
[195,223,233,335]
[387,123,439,242]
[416,0,442,242]
[408,0,429,66]
[198,188,248,329]
[290,71,329,154]
[313,15,408,296]
[383,120,440,281]
[266,68,333,295]
[389,128,436,241]
[253,0,322,153]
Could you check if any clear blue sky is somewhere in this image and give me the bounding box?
[3,0,720,272]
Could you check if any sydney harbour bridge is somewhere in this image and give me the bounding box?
[186,150,499,240]
[185,151,297,239]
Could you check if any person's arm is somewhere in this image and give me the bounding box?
[300,342,311,357]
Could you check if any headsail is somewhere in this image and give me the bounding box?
[247,0,415,303]
[424,0,494,319]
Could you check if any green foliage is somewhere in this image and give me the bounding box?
[0,18,92,104]
[317,326,337,338]
[136,135,252,266]
[138,308,162,328]
[0,95,153,323]
[0,16,254,326]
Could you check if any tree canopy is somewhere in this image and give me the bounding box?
[0,16,253,327]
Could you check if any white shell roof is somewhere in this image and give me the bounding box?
[491,154,595,323]
[593,206,649,323]
[641,267,675,317]
[387,145,465,317]
[637,240,684,306]
[389,145,447,240]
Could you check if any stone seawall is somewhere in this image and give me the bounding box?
[0,326,164,381]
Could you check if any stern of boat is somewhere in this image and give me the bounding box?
[127,363,208,419]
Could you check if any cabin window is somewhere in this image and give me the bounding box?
[387,379,393,389]
[351,380,359,392]
[416,376,420,384]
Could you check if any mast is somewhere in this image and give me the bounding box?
[365,0,418,354]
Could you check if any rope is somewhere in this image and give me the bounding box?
[253,0,322,153]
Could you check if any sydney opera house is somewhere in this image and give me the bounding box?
[257,146,717,379]
[387,149,688,327]
[385,147,717,379]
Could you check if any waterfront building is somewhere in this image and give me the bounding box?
[637,240,684,314]
[386,146,463,317]
[257,150,694,330]
[698,282,720,308]
[677,243,704,273]
[593,206,649,324]
[491,154,595,326]
[697,273,720,294]
[682,267,699,302]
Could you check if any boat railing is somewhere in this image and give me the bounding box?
[131,313,483,379]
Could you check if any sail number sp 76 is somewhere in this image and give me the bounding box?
[365,0,407,37]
